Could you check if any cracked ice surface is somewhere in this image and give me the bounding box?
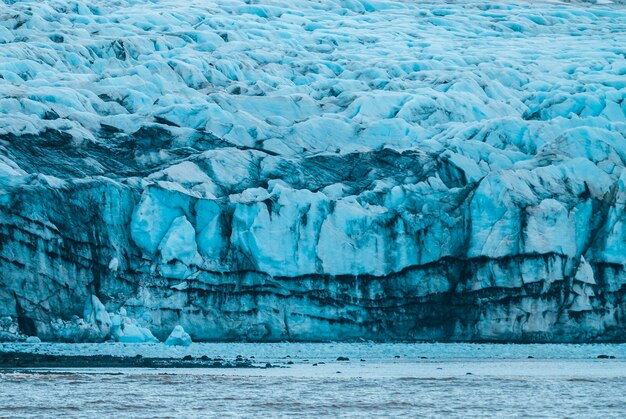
[0,0,626,342]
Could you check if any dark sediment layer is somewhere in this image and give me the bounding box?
[0,352,262,369]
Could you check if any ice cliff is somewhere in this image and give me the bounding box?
[1,0,625,342]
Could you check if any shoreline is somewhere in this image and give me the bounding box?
[0,352,266,369]
[0,342,623,370]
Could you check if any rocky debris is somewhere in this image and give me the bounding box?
[0,352,265,369]
[50,296,158,343]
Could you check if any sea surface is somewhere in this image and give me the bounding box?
[0,343,625,418]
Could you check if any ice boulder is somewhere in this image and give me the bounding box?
[165,325,193,346]
[83,295,112,338]
[110,309,158,343]
[51,316,108,343]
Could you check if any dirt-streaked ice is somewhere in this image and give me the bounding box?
[0,0,625,342]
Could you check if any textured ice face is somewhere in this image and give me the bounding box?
[0,0,625,342]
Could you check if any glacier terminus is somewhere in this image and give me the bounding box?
[0,0,625,343]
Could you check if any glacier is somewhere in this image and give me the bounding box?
[0,0,625,342]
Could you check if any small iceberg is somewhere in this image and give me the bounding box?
[165,325,192,347]
[110,309,158,343]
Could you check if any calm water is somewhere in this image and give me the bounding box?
[1,343,625,418]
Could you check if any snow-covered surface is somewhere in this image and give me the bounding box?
[1,0,626,342]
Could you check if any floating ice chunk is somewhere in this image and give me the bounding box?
[110,313,159,343]
[165,325,192,346]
